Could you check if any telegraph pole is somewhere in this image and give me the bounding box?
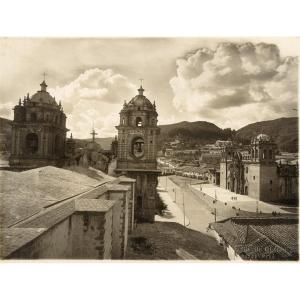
[165,175,168,190]
[183,192,186,227]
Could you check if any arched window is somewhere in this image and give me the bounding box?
[26,133,38,154]
[136,117,142,127]
[122,118,125,125]
[263,149,267,159]
[245,167,248,174]
[30,113,37,122]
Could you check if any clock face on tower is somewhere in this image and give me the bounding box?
[132,137,144,158]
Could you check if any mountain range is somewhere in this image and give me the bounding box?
[0,116,298,153]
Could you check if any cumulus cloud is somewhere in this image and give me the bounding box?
[49,68,137,138]
[170,42,298,129]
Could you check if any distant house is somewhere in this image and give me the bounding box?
[209,216,299,261]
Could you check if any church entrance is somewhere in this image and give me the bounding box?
[25,133,38,154]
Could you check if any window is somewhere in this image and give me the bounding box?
[270,180,272,184]
[26,133,38,154]
[137,196,142,208]
[245,167,248,174]
[132,137,144,158]
[54,135,62,156]
[136,117,142,127]
[253,176,255,180]
[30,112,37,122]
[269,149,273,159]
[263,149,267,159]
[122,118,125,125]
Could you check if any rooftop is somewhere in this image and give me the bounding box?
[210,216,299,260]
[0,166,109,227]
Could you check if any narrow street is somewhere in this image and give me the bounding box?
[158,175,215,236]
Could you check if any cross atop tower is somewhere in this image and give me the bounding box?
[138,79,145,96]
[90,125,98,142]
[40,72,48,92]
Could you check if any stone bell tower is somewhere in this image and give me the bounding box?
[115,84,160,222]
[9,78,68,168]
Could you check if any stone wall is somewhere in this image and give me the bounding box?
[9,217,73,259]
[71,212,111,259]
[9,208,114,259]
[107,187,129,258]
[259,164,278,202]
[246,163,260,200]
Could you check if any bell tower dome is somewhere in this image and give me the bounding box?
[115,84,160,222]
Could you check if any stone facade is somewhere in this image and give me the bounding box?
[115,85,160,222]
[220,134,298,204]
[9,80,68,168]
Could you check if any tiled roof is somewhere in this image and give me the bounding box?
[210,216,299,260]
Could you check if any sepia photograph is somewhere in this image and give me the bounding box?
[0,37,298,261]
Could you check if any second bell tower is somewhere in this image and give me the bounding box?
[115,85,160,222]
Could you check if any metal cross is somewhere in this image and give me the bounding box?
[139,78,143,85]
[43,72,46,81]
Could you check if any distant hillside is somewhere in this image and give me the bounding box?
[158,121,225,148]
[236,117,298,152]
[74,137,114,151]
[0,116,298,154]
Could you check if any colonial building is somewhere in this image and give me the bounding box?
[220,134,298,204]
[9,80,68,168]
[115,85,160,222]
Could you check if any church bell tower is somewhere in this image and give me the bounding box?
[115,84,160,222]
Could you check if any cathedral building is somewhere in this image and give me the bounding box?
[115,85,160,222]
[9,80,68,168]
[220,134,298,204]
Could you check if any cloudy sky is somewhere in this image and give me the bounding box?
[0,37,298,138]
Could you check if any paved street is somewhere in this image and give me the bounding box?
[192,183,291,214]
[158,176,216,236]
[158,175,297,240]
